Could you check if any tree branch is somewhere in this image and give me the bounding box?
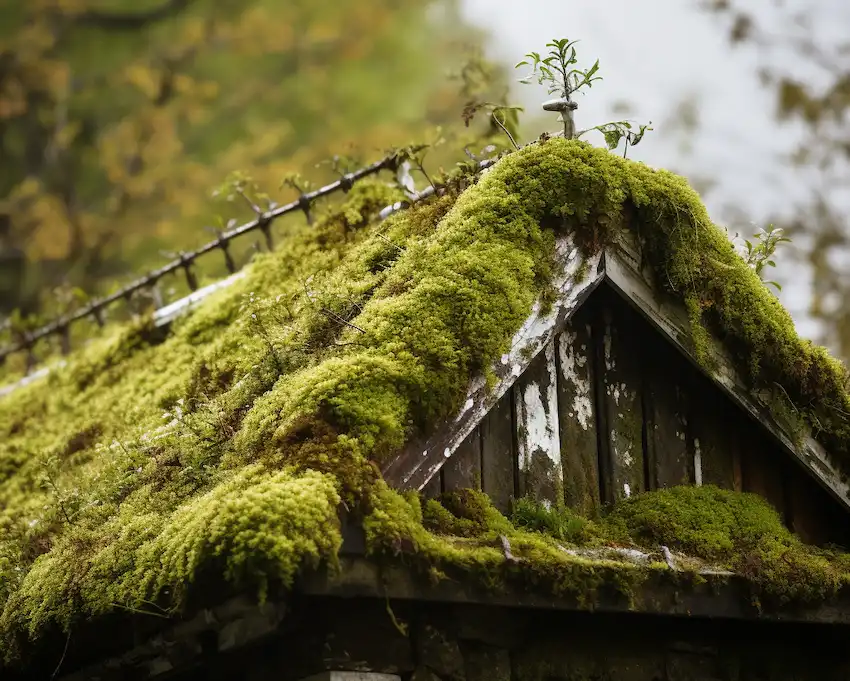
[77,0,193,30]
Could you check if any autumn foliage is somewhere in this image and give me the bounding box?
[0,0,504,317]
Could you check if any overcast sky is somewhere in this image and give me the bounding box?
[459,0,850,341]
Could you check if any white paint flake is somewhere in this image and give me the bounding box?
[543,341,563,469]
[623,483,631,497]
[557,331,593,430]
[516,340,562,473]
[521,382,551,469]
[443,447,451,458]
[454,397,475,422]
[694,438,703,486]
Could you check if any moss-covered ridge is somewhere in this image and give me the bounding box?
[1,138,849,660]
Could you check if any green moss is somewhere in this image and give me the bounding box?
[376,484,850,611]
[1,138,850,660]
[511,495,599,544]
[364,482,653,605]
[604,485,848,604]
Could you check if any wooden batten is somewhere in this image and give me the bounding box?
[442,426,482,491]
[514,339,563,506]
[687,382,743,491]
[643,334,694,490]
[480,392,517,513]
[555,308,600,517]
[593,294,645,503]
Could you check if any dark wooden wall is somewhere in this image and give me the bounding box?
[429,284,849,546]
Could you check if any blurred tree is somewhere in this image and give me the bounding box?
[0,0,506,315]
[700,0,850,358]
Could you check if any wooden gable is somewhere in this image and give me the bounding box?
[383,236,850,547]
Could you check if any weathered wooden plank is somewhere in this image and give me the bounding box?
[604,244,850,514]
[383,240,604,492]
[786,467,850,546]
[740,428,788,521]
[787,471,824,545]
[555,312,600,517]
[514,339,563,506]
[595,296,645,502]
[687,384,742,491]
[480,389,516,514]
[421,472,442,500]
[644,337,694,489]
[442,427,481,491]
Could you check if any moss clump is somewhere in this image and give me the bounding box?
[511,495,599,544]
[603,485,848,604]
[422,488,515,537]
[1,467,341,647]
[364,482,653,604]
[396,484,850,609]
[1,137,850,661]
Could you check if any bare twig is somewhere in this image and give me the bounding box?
[500,535,520,563]
[50,630,72,680]
[377,233,404,252]
[320,308,366,334]
[661,545,677,571]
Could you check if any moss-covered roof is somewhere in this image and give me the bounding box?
[2,138,850,665]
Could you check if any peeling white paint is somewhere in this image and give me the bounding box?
[516,340,562,476]
[422,450,428,458]
[610,427,634,471]
[543,340,561,470]
[623,483,631,497]
[694,439,703,486]
[521,382,552,469]
[557,331,593,430]
[454,397,475,422]
[443,447,451,458]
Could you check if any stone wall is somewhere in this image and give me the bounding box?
[163,596,850,681]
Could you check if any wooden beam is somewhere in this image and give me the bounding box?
[300,556,850,626]
[514,340,563,506]
[594,294,646,502]
[555,312,601,517]
[480,390,517,513]
[442,427,482,491]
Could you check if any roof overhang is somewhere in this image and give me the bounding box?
[48,551,850,681]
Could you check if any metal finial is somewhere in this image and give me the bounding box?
[542,97,578,139]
